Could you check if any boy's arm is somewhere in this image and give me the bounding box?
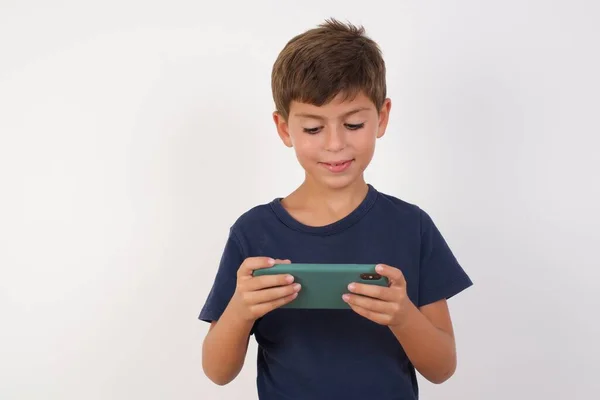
[345,210,471,383]
[202,257,300,385]
[343,264,459,384]
[202,307,254,385]
[389,299,457,384]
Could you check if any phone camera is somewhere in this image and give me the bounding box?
[360,273,382,280]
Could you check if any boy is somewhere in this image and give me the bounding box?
[199,19,472,399]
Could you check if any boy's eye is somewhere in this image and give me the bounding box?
[302,123,364,134]
[303,127,322,134]
[345,123,365,131]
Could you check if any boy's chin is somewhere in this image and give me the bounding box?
[312,173,365,191]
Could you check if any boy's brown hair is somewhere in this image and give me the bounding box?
[271,18,387,121]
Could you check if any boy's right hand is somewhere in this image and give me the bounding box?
[230,257,301,322]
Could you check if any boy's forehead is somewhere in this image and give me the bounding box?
[289,92,376,120]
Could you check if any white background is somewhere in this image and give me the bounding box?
[1,1,599,399]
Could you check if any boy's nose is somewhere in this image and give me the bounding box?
[324,127,346,152]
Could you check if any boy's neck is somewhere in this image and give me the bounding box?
[301,176,368,204]
[281,176,370,227]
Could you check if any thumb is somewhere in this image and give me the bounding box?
[376,264,406,287]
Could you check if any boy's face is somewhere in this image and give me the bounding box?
[274,91,391,190]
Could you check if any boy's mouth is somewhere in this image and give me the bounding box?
[320,159,354,173]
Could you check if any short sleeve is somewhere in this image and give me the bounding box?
[198,229,245,323]
[417,209,473,307]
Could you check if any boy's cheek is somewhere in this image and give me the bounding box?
[294,146,322,164]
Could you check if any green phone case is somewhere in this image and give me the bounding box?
[252,263,389,309]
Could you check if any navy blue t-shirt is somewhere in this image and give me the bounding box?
[199,184,472,399]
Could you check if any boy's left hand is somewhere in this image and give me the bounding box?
[343,264,412,328]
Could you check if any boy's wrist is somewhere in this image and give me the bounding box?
[389,299,419,334]
[222,301,257,331]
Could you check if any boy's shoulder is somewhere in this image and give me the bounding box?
[230,201,278,229]
[376,188,422,214]
[367,188,433,229]
[229,185,428,234]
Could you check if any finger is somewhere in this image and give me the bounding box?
[375,264,406,286]
[253,291,299,315]
[238,257,276,276]
[342,293,393,314]
[245,273,295,291]
[247,283,301,304]
[348,282,395,301]
[347,303,391,326]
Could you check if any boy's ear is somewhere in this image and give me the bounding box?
[273,111,293,148]
[376,98,392,139]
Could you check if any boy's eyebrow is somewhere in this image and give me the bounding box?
[294,107,371,120]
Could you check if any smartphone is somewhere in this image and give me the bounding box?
[252,263,389,309]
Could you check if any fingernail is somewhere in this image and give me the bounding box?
[268,258,275,265]
[376,265,384,272]
[342,294,350,302]
[293,283,301,291]
[286,275,294,283]
[348,283,355,291]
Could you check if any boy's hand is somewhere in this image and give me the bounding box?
[230,257,300,322]
[343,264,411,328]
